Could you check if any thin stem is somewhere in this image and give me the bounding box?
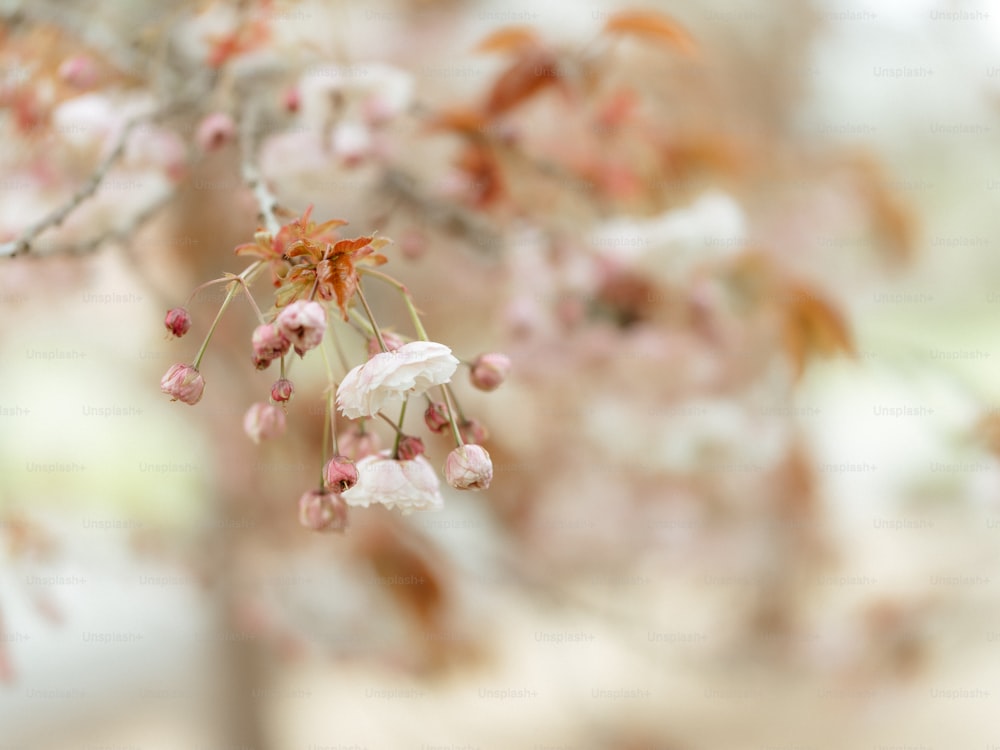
[321,393,331,487]
[438,385,464,447]
[355,282,388,352]
[391,399,408,459]
[376,411,406,435]
[318,343,340,456]
[1,117,146,258]
[358,266,428,341]
[192,262,262,370]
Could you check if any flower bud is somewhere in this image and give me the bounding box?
[459,417,489,445]
[366,331,405,358]
[282,87,300,113]
[160,364,205,405]
[276,300,327,356]
[469,352,511,392]
[396,435,425,461]
[424,402,449,433]
[164,307,191,338]
[444,445,493,490]
[243,402,287,444]
[252,323,290,365]
[324,456,359,492]
[270,378,294,402]
[58,55,98,88]
[337,426,381,461]
[298,489,348,533]
[196,112,236,152]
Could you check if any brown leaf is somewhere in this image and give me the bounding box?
[484,49,561,117]
[603,10,698,55]
[425,107,488,136]
[474,25,542,54]
[782,281,854,378]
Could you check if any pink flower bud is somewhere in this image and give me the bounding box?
[270,378,294,403]
[298,489,348,533]
[444,445,493,490]
[366,331,405,358]
[276,301,327,356]
[337,426,381,461]
[400,228,426,260]
[243,402,287,444]
[252,323,290,365]
[424,402,449,433]
[469,353,511,392]
[396,435,425,461]
[58,55,98,88]
[196,112,236,152]
[282,87,300,113]
[324,456,359,492]
[164,307,192,338]
[160,364,205,405]
[459,418,489,445]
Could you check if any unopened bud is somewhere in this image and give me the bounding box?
[469,353,511,391]
[324,456,359,492]
[160,364,205,405]
[444,444,493,490]
[196,112,236,152]
[424,402,449,433]
[298,489,348,533]
[270,378,294,402]
[396,435,425,461]
[243,402,287,444]
[164,307,191,338]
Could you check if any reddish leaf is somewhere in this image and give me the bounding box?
[474,25,542,54]
[484,49,561,117]
[782,281,854,378]
[603,10,698,55]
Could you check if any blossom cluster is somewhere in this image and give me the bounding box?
[160,207,508,531]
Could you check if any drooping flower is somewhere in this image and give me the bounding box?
[164,307,191,338]
[395,435,425,461]
[275,300,327,355]
[160,364,205,405]
[243,402,286,444]
[270,378,294,402]
[444,444,493,490]
[337,426,382,461]
[298,489,348,533]
[424,402,450,433]
[324,456,359,492]
[196,112,236,151]
[336,341,458,419]
[251,323,290,367]
[469,352,511,391]
[341,452,444,514]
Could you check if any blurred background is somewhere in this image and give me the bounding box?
[3,0,1000,748]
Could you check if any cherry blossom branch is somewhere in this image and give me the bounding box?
[238,105,282,236]
[0,117,146,259]
[357,266,429,341]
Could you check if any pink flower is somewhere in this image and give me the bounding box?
[243,402,286,444]
[341,452,443,514]
[459,417,489,445]
[396,435,425,461]
[424,402,450,434]
[160,364,205,405]
[298,489,348,533]
[196,112,236,151]
[58,55,98,88]
[324,456,359,492]
[270,378,294,402]
[469,353,511,392]
[164,307,191,338]
[276,301,327,356]
[336,341,459,419]
[337,426,382,461]
[366,331,405,358]
[444,445,493,490]
[251,323,291,368]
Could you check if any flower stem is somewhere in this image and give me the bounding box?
[439,385,464,447]
[355,282,388,352]
[192,261,262,369]
[359,266,428,341]
[391,399,408,459]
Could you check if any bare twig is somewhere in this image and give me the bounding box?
[0,117,148,259]
[238,104,283,235]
